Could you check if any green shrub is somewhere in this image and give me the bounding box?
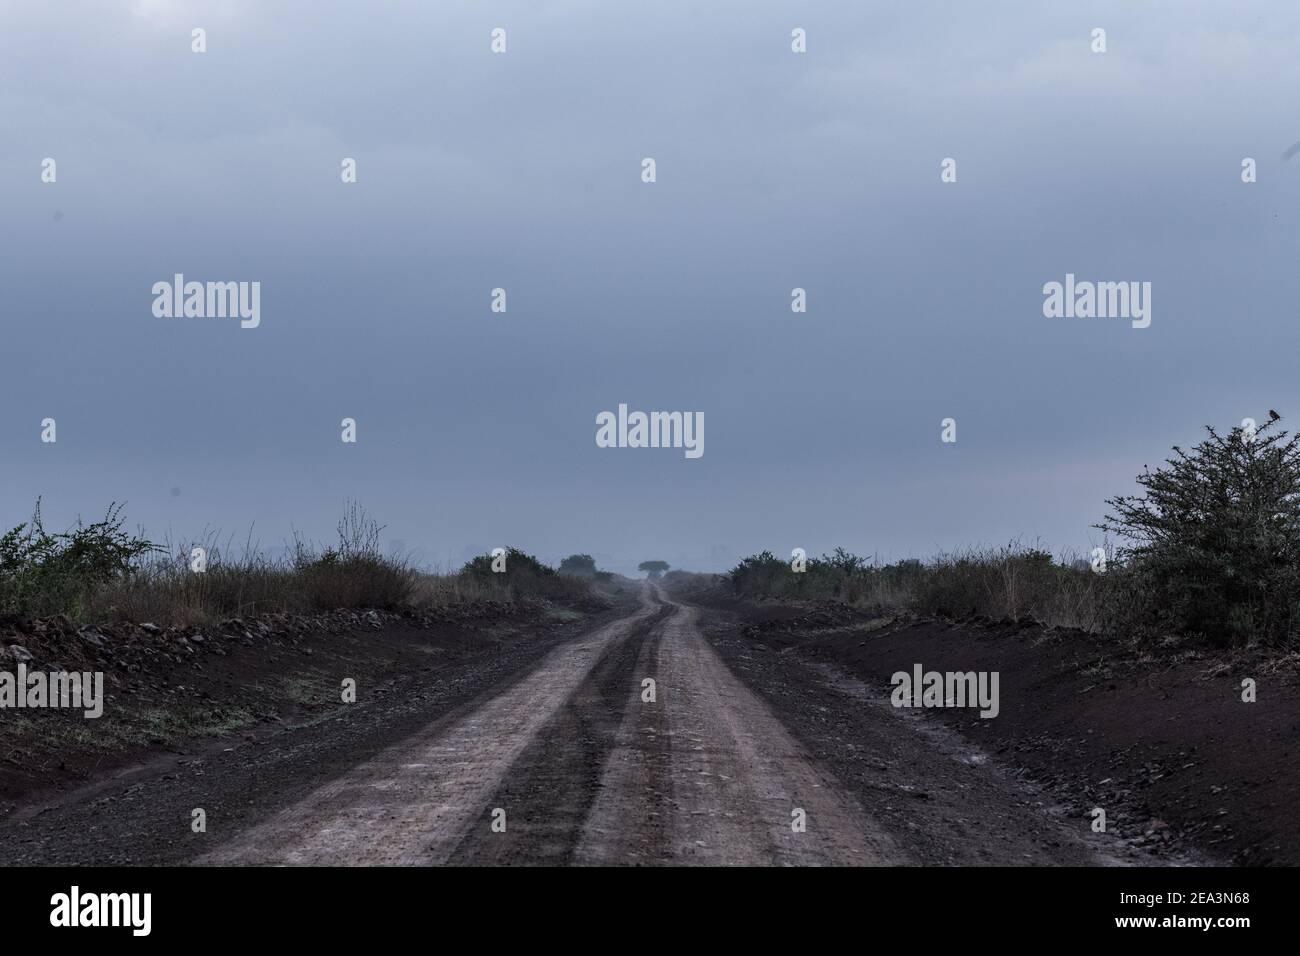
[460,548,589,602]
[1097,419,1300,647]
[0,500,157,617]
[558,554,598,577]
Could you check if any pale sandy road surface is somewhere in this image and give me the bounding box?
[571,593,902,865]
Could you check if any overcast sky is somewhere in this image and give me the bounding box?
[2,1,1299,575]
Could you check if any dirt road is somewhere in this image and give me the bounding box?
[0,584,1125,866]
[195,587,895,864]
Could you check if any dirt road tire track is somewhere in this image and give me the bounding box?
[575,591,902,865]
[444,602,670,864]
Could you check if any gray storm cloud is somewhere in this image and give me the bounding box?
[2,1,1298,574]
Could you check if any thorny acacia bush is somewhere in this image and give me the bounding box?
[1097,419,1300,648]
[0,500,157,618]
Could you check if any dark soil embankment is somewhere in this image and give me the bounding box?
[696,594,1300,866]
[0,594,624,817]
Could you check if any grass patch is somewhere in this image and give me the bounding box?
[0,500,594,628]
